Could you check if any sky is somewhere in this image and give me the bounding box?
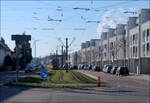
[0,0,149,57]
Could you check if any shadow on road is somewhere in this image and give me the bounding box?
[0,85,32,102]
[62,88,137,96]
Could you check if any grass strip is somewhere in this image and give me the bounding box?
[5,70,106,88]
[72,71,97,84]
[62,70,79,84]
[18,74,43,83]
[70,71,81,82]
[79,72,97,82]
[6,82,98,89]
[59,70,64,82]
[50,70,63,84]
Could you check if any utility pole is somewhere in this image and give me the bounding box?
[66,38,68,72]
[34,40,39,64]
[15,44,19,82]
[34,40,39,58]
[61,46,64,69]
[58,37,76,71]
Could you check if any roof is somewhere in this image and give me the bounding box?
[0,40,11,51]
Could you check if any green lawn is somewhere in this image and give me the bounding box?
[6,70,106,88]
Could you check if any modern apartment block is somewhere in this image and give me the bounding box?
[74,8,149,74]
[100,9,150,74]
[80,42,89,64]
[70,50,81,65]
[80,39,100,65]
[127,9,150,74]
[90,39,100,65]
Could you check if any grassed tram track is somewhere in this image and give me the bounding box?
[70,71,81,82]
[49,70,97,84]
[6,70,103,88]
[59,70,64,82]
[70,71,97,84]
[76,71,97,82]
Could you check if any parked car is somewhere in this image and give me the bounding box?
[88,65,93,70]
[25,65,35,73]
[70,65,78,70]
[81,64,85,69]
[78,64,84,70]
[106,66,112,73]
[78,64,81,70]
[103,64,111,72]
[92,65,101,71]
[84,65,89,70]
[110,66,118,74]
[63,64,69,70]
[116,67,129,75]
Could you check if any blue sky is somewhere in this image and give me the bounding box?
[0,0,149,57]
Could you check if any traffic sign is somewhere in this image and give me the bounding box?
[41,70,48,79]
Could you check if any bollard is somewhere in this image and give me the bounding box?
[97,76,101,87]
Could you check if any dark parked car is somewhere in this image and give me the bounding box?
[81,65,85,69]
[92,65,101,71]
[70,65,78,70]
[106,66,112,73]
[110,66,118,74]
[78,64,85,69]
[25,65,35,73]
[78,64,83,70]
[88,65,93,70]
[84,65,89,70]
[116,67,129,75]
[103,64,111,72]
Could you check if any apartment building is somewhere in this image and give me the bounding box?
[101,32,108,62]
[80,42,88,64]
[90,39,100,65]
[128,9,150,74]
[99,9,150,74]
[78,8,150,74]
[125,17,138,59]
[115,24,126,66]
[70,50,81,65]
[80,39,100,65]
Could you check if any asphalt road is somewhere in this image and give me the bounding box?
[0,70,41,86]
[0,70,150,103]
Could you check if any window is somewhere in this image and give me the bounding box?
[147,43,149,52]
[143,44,145,56]
[143,30,146,42]
[135,33,138,44]
[110,42,113,49]
[124,30,126,35]
[147,29,149,41]
[133,35,135,41]
[104,53,107,57]
[133,35,135,44]
[105,44,107,49]
[135,47,137,57]
[133,46,135,56]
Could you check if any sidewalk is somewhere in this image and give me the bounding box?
[78,70,150,82]
[126,73,150,82]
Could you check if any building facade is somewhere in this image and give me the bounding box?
[0,37,11,66]
[73,8,150,74]
[99,9,150,74]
